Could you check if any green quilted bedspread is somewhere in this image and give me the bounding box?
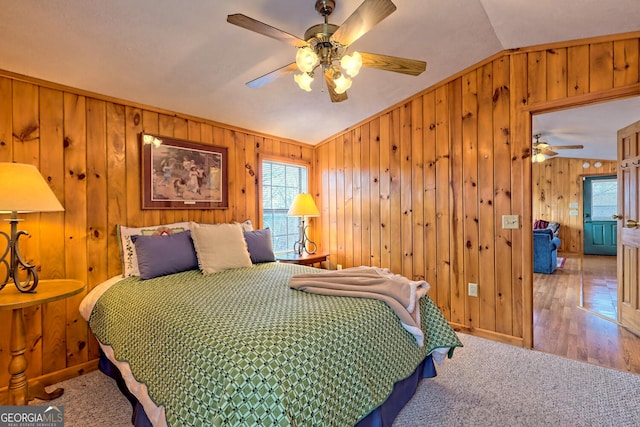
[89,263,462,426]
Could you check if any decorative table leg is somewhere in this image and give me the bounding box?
[8,308,28,405]
[28,381,64,401]
[7,307,64,404]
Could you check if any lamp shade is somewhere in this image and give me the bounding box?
[0,163,64,213]
[294,72,314,92]
[295,47,319,73]
[532,152,546,163]
[340,51,362,77]
[287,193,319,217]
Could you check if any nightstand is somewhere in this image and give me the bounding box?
[0,279,85,405]
[277,252,329,269]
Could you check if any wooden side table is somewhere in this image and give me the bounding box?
[277,252,329,268]
[0,279,85,405]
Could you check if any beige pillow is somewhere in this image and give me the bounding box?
[190,222,252,274]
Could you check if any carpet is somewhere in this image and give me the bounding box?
[32,334,640,427]
[557,257,566,268]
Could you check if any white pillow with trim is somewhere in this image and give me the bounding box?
[190,222,252,274]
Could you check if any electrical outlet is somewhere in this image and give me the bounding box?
[336,264,343,270]
[468,282,478,297]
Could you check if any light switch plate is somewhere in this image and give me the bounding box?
[502,215,519,229]
[468,283,478,297]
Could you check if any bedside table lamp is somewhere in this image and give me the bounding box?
[287,193,320,255]
[0,163,64,293]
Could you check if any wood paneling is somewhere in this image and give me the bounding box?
[0,31,638,385]
[314,33,640,345]
[533,157,618,254]
[0,73,313,386]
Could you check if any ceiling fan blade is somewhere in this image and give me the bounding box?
[541,149,558,156]
[227,14,307,48]
[324,69,348,103]
[359,52,426,76]
[246,63,298,88]
[331,0,397,46]
[549,145,584,150]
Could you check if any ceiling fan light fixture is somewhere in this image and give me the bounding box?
[532,151,546,163]
[340,51,362,77]
[294,72,314,91]
[295,47,319,73]
[533,133,549,149]
[333,72,352,94]
[228,0,427,102]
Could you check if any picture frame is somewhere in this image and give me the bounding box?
[141,133,228,209]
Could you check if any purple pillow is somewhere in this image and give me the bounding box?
[131,230,198,279]
[533,219,549,230]
[243,229,276,263]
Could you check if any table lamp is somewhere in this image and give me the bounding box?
[0,162,64,292]
[287,193,320,255]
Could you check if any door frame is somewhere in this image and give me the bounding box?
[522,83,640,348]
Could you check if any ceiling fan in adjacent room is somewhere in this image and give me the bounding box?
[532,133,584,163]
[227,0,427,102]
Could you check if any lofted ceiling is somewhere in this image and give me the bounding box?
[1,0,639,147]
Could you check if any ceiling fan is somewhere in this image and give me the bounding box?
[532,133,584,163]
[227,0,427,102]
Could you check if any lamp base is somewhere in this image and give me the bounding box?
[1,215,39,292]
[293,220,317,255]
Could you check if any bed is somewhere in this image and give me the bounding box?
[79,223,462,426]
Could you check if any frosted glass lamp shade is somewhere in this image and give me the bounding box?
[333,74,352,94]
[295,47,319,73]
[341,52,362,77]
[294,72,314,92]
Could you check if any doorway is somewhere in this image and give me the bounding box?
[530,97,640,372]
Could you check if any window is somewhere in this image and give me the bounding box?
[261,159,309,254]
[589,177,617,221]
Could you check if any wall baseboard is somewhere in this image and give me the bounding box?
[450,324,526,348]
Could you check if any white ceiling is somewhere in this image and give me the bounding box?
[1,0,639,146]
[533,98,640,161]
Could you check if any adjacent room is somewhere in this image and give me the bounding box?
[1,1,639,426]
[531,98,640,373]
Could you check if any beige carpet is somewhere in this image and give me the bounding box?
[32,333,640,426]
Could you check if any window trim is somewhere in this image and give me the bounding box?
[258,154,313,253]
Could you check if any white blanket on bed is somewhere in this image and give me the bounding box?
[290,266,430,346]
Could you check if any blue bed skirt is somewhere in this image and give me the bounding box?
[99,352,436,427]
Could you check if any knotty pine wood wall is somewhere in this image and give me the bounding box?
[314,32,640,345]
[533,157,618,254]
[0,72,314,386]
[0,31,638,385]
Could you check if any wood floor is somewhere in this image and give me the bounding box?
[533,254,640,375]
